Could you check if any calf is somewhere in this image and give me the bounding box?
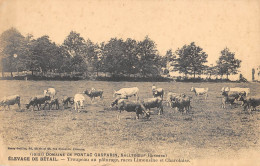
[44,98,59,110]
[74,94,85,112]
[171,95,191,113]
[142,97,163,115]
[0,95,20,110]
[26,95,51,110]
[191,87,208,99]
[61,96,74,109]
[117,100,150,119]
[83,88,103,102]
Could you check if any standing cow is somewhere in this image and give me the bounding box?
[191,87,208,99]
[0,95,20,110]
[83,88,103,103]
[152,86,164,100]
[44,88,56,99]
[114,87,139,101]
[74,93,85,112]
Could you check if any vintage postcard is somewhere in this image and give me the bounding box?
[0,0,259,165]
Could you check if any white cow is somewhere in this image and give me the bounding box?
[44,88,56,99]
[221,87,250,96]
[191,87,208,99]
[113,87,139,101]
[74,94,85,112]
[0,95,20,110]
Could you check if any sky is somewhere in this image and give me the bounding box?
[0,0,259,80]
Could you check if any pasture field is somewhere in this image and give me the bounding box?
[0,80,259,160]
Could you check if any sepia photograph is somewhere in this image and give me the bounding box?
[0,0,259,165]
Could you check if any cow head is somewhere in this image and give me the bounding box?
[152,85,156,91]
[45,96,51,101]
[76,100,84,110]
[190,87,194,92]
[111,98,119,107]
[83,90,89,95]
[221,91,228,96]
[69,97,74,104]
[238,94,245,102]
[113,90,117,97]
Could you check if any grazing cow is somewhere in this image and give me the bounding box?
[221,87,250,96]
[152,86,164,99]
[44,98,59,110]
[110,95,128,108]
[142,97,163,115]
[191,87,208,99]
[113,87,139,101]
[238,95,260,112]
[117,100,150,119]
[170,95,191,113]
[166,92,182,107]
[0,95,20,110]
[74,94,85,112]
[26,95,51,110]
[61,96,74,109]
[44,88,56,99]
[83,88,103,102]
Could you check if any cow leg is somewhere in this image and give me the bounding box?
[160,106,163,115]
[136,113,139,119]
[158,107,162,115]
[18,102,21,109]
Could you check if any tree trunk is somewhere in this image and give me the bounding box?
[11,71,13,78]
[193,71,196,78]
[1,60,4,77]
[31,70,34,76]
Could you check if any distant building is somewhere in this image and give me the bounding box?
[255,66,260,81]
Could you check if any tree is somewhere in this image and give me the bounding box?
[27,36,61,75]
[216,47,241,79]
[175,42,208,78]
[137,36,161,77]
[205,64,218,79]
[62,31,88,74]
[252,68,255,81]
[123,38,139,76]
[102,38,125,76]
[63,31,86,57]
[164,49,177,71]
[0,28,27,77]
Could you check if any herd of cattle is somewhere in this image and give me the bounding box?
[0,85,259,119]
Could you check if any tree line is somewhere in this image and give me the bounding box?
[0,28,241,80]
